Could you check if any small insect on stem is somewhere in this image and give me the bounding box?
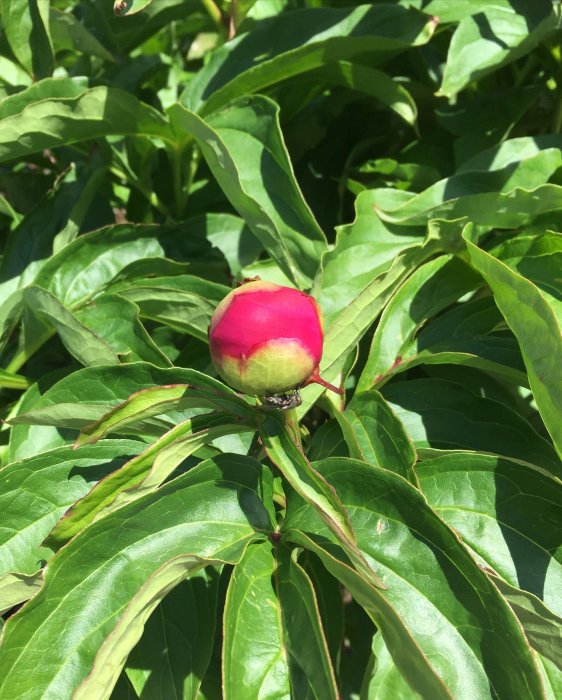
[263,390,302,410]
[114,0,129,15]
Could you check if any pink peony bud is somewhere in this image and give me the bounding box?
[208,280,341,398]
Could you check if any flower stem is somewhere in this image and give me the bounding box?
[283,407,303,453]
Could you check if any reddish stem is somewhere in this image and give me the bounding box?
[304,368,344,395]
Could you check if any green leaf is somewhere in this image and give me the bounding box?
[0,441,143,580]
[22,285,120,367]
[0,571,43,616]
[416,452,562,616]
[186,213,262,278]
[0,55,31,87]
[75,294,172,366]
[0,455,273,700]
[367,135,562,226]
[357,255,483,392]
[223,540,337,699]
[538,654,562,700]
[73,380,253,447]
[363,632,420,699]
[336,391,416,481]
[400,0,552,23]
[440,4,561,97]
[125,568,221,699]
[299,247,426,417]
[258,410,357,550]
[378,295,526,386]
[0,87,174,164]
[169,96,326,289]
[0,78,87,120]
[491,231,562,325]
[313,61,418,127]
[285,457,545,699]
[464,226,562,458]
[32,222,225,309]
[490,576,562,671]
[316,190,423,323]
[49,413,255,548]
[7,364,246,461]
[307,419,348,462]
[181,4,437,114]
[0,0,54,79]
[301,550,344,666]
[50,8,114,62]
[383,377,561,474]
[115,279,220,343]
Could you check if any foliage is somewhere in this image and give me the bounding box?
[0,0,561,698]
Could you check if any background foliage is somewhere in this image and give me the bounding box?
[0,0,561,698]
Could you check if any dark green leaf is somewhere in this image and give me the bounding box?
[182,4,437,114]
[125,568,221,699]
[0,455,273,699]
[416,452,562,616]
[169,96,327,288]
[337,391,416,481]
[0,441,143,587]
[383,377,561,474]
[223,540,337,698]
[285,457,545,699]
[464,226,562,458]
[0,0,54,79]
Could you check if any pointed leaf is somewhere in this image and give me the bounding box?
[337,391,416,481]
[169,96,326,288]
[223,540,337,699]
[383,377,561,475]
[258,410,356,549]
[182,4,436,114]
[464,226,562,457]
[125,568,221,699]
[7,364,247,461]
[0,455,273,700]
[357,256,483,392]
[50,414,255,548]
[0,87,174,164]
[416,452,562,615]
[0,441,143,580]
[74,381,253,447]
[285,457,544,699]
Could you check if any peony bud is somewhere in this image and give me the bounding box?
[208,280,341,401]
